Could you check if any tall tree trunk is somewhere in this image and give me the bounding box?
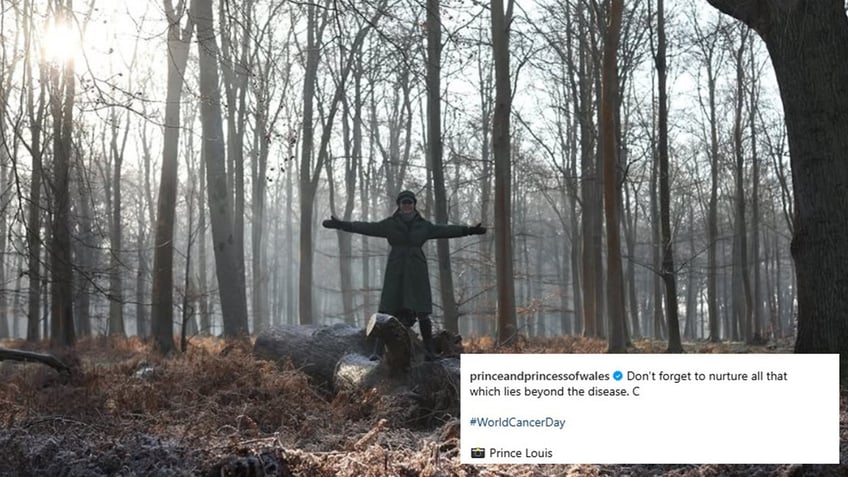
[731,27,753,343]
[73,162,91,337]
[136,119,156,338]
[12,248,23,338]
[108,107,128,336]
[23,2,47,340]
[427,0,461,334]
[568,115,583,337]
[298,2,321,325]
[748,37,763,343]
[685,203,697,339]
[136,211,149,337]
[48,0,76,348]
[198,144,210,333]
[476,33,494,335]
[0,3,17,340]
[331,51,362,324]
[578,4,599,338]
[196,0,249,336]
[707,56,720,343]
[602,0,626,352]
[649,122,663,339]
[285,135,296,323]
[152,0,193,353]
[360,130,374,319]
[251,40,283,332]
[491,0,517,345]
[251,122,268,331]
[623,182,640,338]
[656,0,682,352]
[219,0,251,320]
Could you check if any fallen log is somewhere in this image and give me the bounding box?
[253,314,462,421]
[253,323,372,391]
[0,348,71,375]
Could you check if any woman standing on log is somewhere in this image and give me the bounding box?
[322,190,486,359]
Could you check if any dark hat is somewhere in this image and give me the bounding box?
[396,190,417,204]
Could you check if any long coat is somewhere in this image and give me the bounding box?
[342,211,469,314]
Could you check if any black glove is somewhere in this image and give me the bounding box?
[466,223,486,235]
[322,216,343,229]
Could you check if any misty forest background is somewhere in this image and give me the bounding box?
[0,0,822,356]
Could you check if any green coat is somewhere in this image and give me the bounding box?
[342,212,469,315]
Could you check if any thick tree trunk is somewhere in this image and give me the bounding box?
[48,0,76,348]
[297,2,326,325]
[708,1,848,373]
[219,0,251,323]
[152,0,193,353]
[196,0,249,336]
[602,0,626,352]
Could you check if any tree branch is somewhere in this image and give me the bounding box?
[0,348,71,375]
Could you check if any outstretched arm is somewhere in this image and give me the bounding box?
[347,220,390,238]
[322,216,388,238]
[427,222,487,239]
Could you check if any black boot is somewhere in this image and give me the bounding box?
[418,315,436,360]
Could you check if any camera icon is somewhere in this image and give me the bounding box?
[471,447,485,459]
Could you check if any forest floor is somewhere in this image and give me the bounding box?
[0,334,844,477]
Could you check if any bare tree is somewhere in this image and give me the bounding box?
[654,0,682,352]
[578,1,602,338]
[601,0,627,352]
[136,112,156,338]
[218,0,252,319]
[425,0,462,334]
[106,105,129,336]
[47,0,78,347]
[195,0,249,336]
[16,0,49,342]
[297,0,328,325]
[728,24,752,343]
[249,2,291,332]
[747,34,765,344]
[0,4,20,340]
[688,7,726,342]
[151,0,194,353]
[327,45,362,323]
[299,0,383,325]
[491,0,517,345]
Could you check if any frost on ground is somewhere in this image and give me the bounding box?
[0,336,844,477]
